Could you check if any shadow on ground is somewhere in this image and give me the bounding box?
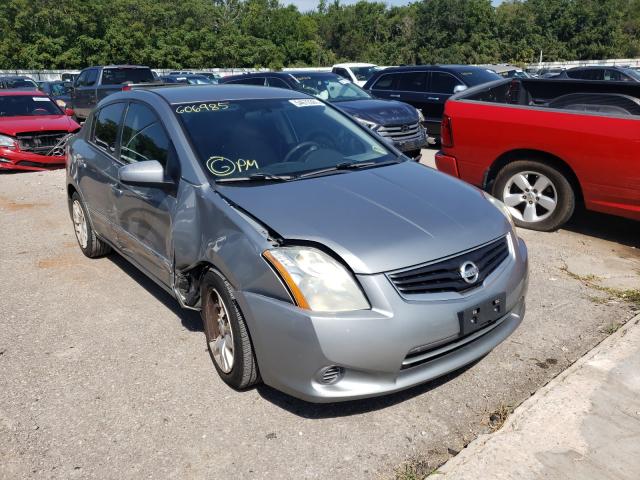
[562,210,640,249]
[107,253,202,332]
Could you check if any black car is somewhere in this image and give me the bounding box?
[363,65,500,140]
[0,76,39,90]
[220,71,427,157]
[556,66,640,82]
[38,81,74,108]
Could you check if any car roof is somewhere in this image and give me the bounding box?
[223,72,293,80]
[0,90,47,97]
[333,63,376,68]
[0,76,35,80]
[84,65,150,69]
[376,65,492,73]
[142,84,310,104]
[569,65,624,70]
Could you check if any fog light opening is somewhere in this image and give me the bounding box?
[317,366,345,385]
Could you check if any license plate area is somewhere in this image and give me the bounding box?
[457,293,506,336]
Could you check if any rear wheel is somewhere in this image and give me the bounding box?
[70,192,111,258]
[493,160,575,231]
[201,270,259,390]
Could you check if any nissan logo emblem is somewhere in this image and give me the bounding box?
[401,124,409,132]
[459,261,480,284]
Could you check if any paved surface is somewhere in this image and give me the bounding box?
[438,313,640,480]
[0,162,638,480]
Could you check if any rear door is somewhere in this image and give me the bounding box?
[423,71,462,136]
[76,102,126,240]
[112,101,177,286]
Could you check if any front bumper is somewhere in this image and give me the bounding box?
[0,147,66,172]
[392,128,428,153]
[236,236,528,403]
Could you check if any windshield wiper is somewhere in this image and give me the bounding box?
[296,159,403,179]
[215,172,294,183]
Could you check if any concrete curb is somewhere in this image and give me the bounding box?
[435,312,640,479]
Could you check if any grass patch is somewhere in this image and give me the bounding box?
[560,264,640,309]
[600,322,622,335]
[488,403,512,432]
[394,460,436,480]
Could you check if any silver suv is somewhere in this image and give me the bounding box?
[66,85,528,403]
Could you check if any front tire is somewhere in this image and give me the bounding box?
[201,270,260,390]
[493,159,575,231]
[70,192,111,258]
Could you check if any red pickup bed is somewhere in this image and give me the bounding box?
[436,78,640,230]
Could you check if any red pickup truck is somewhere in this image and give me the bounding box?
[436,78,640,231]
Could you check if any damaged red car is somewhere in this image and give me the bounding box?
[0,91,80,171]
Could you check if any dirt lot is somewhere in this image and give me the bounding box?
[1,160,638,480]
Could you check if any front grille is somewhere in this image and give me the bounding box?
[377,122,422,141]
[17,131,69,155]
[388,236,510,295]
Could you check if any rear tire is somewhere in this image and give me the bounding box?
[70,192,111,258]
[493,159,575,231]
[201,270,260,390]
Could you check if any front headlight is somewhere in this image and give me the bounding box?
[354,116,379,131]
[417,109,425,123]
[0,134,17,149]
[482,191,515,228]
[263,246,369,312]
[55,99,67,108]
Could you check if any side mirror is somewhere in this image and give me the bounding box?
[453,85,468,94]
[119,160,173,189]
[64,108,75,117]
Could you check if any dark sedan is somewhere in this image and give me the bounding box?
[221,71,427,157]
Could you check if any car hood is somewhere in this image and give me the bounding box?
[217,162,510,274]
[0,115,79,136]
[334,99,418,126]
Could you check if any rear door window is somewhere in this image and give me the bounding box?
[397,72,428,92]
[429,72,460,94]
[229,77,267,86]
[92,103,126,156]
[267,77,290,89]
[333,68,351,80]
[120,103,171,166]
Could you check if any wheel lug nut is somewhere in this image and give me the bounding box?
[528,201,533,204]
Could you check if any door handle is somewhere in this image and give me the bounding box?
[389,94,401,98]
[428,97,440,101]
[111,185,123,197]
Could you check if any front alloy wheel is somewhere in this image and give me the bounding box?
[204,288,235,373]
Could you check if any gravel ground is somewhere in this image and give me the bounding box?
[0,163,638,480]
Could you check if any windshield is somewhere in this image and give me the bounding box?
[350,66,381,81]
[175,98,397,181]
[458,69,502,86]
[0,95,62,117]
[187,77,212,85]
[292,75,371,102]
[622,68,640,81]
[102,68,155,85]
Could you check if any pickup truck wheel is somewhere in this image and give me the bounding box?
[493,160,575,231]
[201,270,259,390]
[70,193,111,258]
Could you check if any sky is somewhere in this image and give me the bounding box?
[283,0,503,13]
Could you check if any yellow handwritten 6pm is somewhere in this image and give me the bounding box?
[175,103,229,114]
[206,157,260,177]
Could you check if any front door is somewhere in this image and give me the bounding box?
[113,102,177,286]
[72,68,98,119]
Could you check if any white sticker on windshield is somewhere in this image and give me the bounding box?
[289,99,323,107]
[338,78,350,84]
[33,97,50,102]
